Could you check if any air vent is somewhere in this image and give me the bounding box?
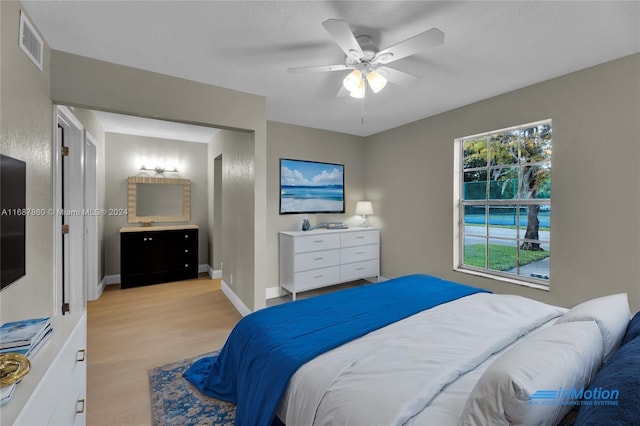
[19,11,43,71]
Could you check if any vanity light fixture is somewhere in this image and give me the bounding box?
[140,165,179,175]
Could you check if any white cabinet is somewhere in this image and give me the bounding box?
[279,228,380,300]
[8,312,87,426]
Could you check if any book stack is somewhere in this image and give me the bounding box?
[0,317,52,358]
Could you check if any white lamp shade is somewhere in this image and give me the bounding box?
[366,70,387,93]
[349,78,366,98]
[343,69,363,92]
[355,201,374,216]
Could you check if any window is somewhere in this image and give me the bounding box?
[454,120,551,288]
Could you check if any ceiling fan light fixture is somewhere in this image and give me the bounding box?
[349,78,366,98]
[343,69,363,92]
[366,70,387,93]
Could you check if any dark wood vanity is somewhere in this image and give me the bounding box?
[120,225,198,289]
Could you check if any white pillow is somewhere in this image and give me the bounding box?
[459,321,603,426]
[555,293,629,362]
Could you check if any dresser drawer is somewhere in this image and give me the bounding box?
[341,244,379,264]
[294,233,341,253]
[295,266,341,291]
[295,249,341,272]
[14,314,87,426]
[48,364,86,426]
[341,259,379,282]
[341,230,379,248]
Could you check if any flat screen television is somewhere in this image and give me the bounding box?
[1,154,26,290]
[280,158,345,214]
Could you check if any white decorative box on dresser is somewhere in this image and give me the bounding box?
[3,312,87,426]
[279,227,380,300]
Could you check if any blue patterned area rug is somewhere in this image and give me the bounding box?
[149,350,236,426]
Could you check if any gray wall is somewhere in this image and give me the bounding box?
[364,53,640,312]
[104,133,209,275]
[208,130,255,306]
[0,1,54,321]
[266,122,366,292]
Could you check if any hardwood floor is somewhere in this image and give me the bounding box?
[86,275,241,426]
[86,275,370,425]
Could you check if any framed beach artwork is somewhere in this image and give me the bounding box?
[279,158,345,214]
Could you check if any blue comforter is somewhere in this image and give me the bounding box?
[184,274,488,426]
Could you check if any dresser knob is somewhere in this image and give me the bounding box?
[76,349,86,362]
[76,399,85,414]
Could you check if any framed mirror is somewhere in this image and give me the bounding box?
[128,176,191,223]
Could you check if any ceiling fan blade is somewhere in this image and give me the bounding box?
[377,66,420,86]
[287,64,351,74]
[322,19,364,57]
[375,28,444,64]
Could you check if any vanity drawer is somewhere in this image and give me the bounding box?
[295,266,341,291]
[341,230,379,248]
[295,249,341,272]
[294,233,340,253]
[341,244,379,264]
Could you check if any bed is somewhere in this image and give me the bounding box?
[184,274,635,426]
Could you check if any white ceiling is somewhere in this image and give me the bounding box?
[90,110,219,143]
[22,1,640,137]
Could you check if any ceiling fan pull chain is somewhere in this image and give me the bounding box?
[361,83,367,125]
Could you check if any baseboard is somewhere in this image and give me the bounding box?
[96,276,106,298]
[105,267,216,284]
[104,274,121,286]
[265,286,281,299]
[220,280,252,317]
[208,267,222,279]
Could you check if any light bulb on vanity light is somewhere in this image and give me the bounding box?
[355,201,374,228]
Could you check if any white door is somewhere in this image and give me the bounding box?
[54,106,86,314]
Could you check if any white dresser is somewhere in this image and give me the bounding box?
[279,227,380,300]
[3,312,87,426]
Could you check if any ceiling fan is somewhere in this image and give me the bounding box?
[287,19,444,98]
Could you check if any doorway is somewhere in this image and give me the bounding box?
[54,105,86,314]
[84,131,101,301]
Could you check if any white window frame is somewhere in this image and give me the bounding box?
[453,119,551,290]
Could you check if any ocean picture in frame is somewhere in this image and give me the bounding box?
[280,158,345,214]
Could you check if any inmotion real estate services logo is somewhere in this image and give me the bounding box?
[529,387,620,406]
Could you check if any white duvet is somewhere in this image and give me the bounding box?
[277,293,567,426]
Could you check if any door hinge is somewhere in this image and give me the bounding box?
[62,224,70,234]
[62,303,70,314]
[61,146,69,157]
